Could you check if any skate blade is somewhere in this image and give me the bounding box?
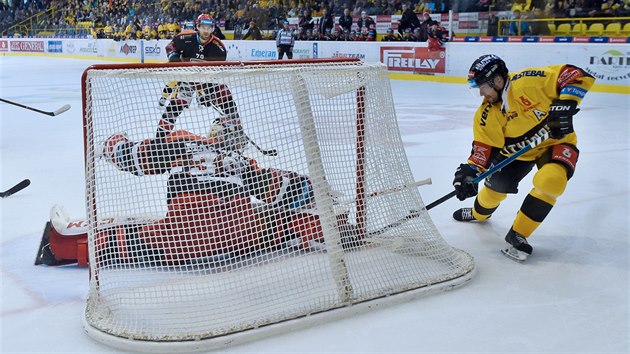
[501,245,529,262]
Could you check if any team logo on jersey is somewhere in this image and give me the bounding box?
[470,141,492,168]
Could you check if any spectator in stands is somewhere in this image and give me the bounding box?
[366,26,377,40]
[375,0,390,14]
[338,28,354,40]
[298,9,314,34]
[487,12,499,36]
[287,1,300,18]
[543,0,556,17]
[317,7,335,34]
[600,0,623,15]
[512,0,533,11]
[356,10,375,31]
[402,27,417,40]
[352,1,365,16]
[413,27,423,40]
[243,20,262,39]
[509,9,530,35]
[398,3,421,35]
[338,8,353,32]
[382,27,402,40]
[529,7,551,35]
[212,23,226,40]
[419,11,438,41]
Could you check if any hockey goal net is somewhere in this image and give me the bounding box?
[82,58,474,352]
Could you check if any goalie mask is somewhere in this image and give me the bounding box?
[208,116,248,152]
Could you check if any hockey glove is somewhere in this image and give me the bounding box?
[453,163,480,201]
[547,99,579,139]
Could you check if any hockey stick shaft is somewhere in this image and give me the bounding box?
[0,98,70,116]
[0,179,31,198]
[425,142,535,210]
[367,144,535,235]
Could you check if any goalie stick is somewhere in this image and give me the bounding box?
[0,98,70,117]
[1,179,31,198]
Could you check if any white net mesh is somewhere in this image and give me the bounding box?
[82,59,474,350]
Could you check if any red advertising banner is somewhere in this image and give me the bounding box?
[10,41,45,52]
[380,46,446,74]
[0,40,8,52]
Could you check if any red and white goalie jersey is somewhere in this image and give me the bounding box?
[35,123,357,267]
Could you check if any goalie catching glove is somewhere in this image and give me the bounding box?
[453,163,480,201]
[547,99,579,139]
[209,115,248,152]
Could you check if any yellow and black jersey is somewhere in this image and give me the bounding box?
[467,64,595,170]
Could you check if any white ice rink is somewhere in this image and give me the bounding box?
[1,56,628,353]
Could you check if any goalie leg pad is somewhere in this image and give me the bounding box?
[199,83,238,116]
[35,205,90,266]
[139,190,265,265]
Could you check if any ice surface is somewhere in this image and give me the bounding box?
[1,57,628,353]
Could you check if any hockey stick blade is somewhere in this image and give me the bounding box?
[0,98,71,117]
[0,179,31,198]
[52,104,71,116]
[245,134,278,156]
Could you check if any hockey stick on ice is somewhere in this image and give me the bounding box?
[366,139,546,235]
[1,179,31,198]
[425,139,542,211]
[0,98,70,116]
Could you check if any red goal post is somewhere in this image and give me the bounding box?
[81,58,475,352]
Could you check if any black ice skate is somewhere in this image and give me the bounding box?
[453,208,476,222]
[501,228,533,262]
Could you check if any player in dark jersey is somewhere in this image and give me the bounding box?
[165,14,226,62]
[157,14,237,138]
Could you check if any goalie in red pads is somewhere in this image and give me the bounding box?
[35,116,357,267]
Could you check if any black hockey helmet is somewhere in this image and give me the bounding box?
[468,54,508,88]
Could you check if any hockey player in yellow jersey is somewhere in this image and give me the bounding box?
[452,54,595,262]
